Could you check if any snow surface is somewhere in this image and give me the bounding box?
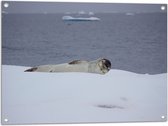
[1,65,167,124]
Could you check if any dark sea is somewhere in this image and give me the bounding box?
[2,13,167,74]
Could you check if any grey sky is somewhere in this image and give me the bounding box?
[1,1,167,13]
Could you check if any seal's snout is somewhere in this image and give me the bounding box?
[103,59,111,70]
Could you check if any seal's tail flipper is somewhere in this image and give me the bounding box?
[24,67,37,72]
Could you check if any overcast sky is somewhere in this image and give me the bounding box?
[2,1,167,13]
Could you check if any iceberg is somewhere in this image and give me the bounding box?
[1,65,167,124]
[88,12,94,15]
[62,16,100,21]
[78,11,86,15]
[126,12,135,16]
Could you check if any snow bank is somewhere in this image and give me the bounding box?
[1,65,167,124]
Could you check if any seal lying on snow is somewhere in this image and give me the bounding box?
[24,58,111,74]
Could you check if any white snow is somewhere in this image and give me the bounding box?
[1,65,167,124]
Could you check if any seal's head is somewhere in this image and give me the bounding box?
[98,58,111,74]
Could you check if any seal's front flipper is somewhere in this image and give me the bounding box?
[69,60,88,65]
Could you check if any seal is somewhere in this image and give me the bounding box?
[24,58,111,74]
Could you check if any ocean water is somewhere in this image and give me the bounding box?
[2,13,167,74]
